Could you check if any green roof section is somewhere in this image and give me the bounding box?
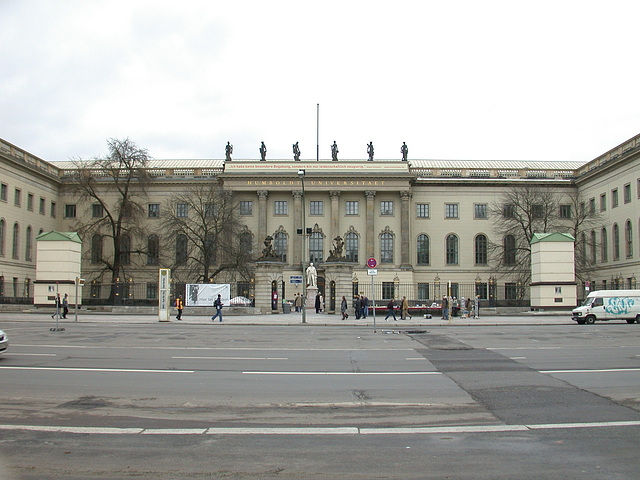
[36,231,82,244]
[530,232,575,244]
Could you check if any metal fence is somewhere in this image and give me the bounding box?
[0,276,34,304]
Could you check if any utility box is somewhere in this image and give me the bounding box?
[530,232,577,309]
[33,231,83,307]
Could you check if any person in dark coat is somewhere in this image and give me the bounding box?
[315,294,321,313]
[354,295,361,319]
[384,298,397,321]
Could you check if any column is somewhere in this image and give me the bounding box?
[365,190,376,260]
[329,191,340,243]
[257,190,269,245]
[400,190,412,268]
[292,190,303,266]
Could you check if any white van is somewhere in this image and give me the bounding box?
[572,290,640,324]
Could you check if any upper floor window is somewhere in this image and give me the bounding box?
[92,203,104,218]
[612,188,619,208]
[176,204,188,218]
[504,235,516,265]
[475,234,487,265]
[345,201,359,215]
[380,232,394,263]
[503,204,515,218]
[239,201,253,216]
[416,203,430,218]
[446,234,458,264]
[274,200,288,216]
[27,193,34,211]
[624,183,631,204]
[148,203,160,218]
[531,204,544,219]
[64,204,76,218]
[559,204,571,219]
[0,183,7,202]
[14,188,21,207]
[309,232,323,264]
[474,204,487,219]
[380,201,393,216]
[445,204,458,219]
[417,234,429,265]
[147,235,159,265]
[50,202,57,218]
[39,197,45,215]
[600,193,606,212]
[345,232,358,263]
[309,201,323,216]
[274,232,288,262]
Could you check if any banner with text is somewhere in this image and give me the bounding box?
[186,284,231,307]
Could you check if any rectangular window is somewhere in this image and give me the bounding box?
[274,201,288,215]
[382,282,395,300]
[239,201,253,216]
[624,183,631,204]
[505,283,517,300]
[176,203,188,217]
[27,193,34,211]
[148,203,160,218]
[416,203,430,218]
[39,197,45,215]
[14,188,21,206]
[474,204,487,219]
[92,203,104,218]
[559,204,571,219]
[204,203,216,218]
[588,198,596,214]
[476,283,488,300]
[503,204,515,218]
[531,204,544,219]
[345,201,359,215]
[445,203,458,218]
[600,193,606,212]
[0,183,7,201]
[612,188,618,208]
[146,283,158,300]
[64,204,76,218]
[309,201,323,216]
[380,201,393,216]
[417,283,430,301]
[50,201,57,218]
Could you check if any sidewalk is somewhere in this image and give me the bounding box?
[0,310,573,326]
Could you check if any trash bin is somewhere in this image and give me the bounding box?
[282,303,291,314]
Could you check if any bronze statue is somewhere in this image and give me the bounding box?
[259,235,278,259]
[259,142,267,161]
[326,236,345,261]
[367,142,374,161]
[331,141,339,161]
[293,142,300,161]
[225,141,233,161]
[401,142,408,161]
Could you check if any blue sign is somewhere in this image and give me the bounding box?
[290,275,303,284]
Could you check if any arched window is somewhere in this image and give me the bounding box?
[91,234,102,264]
[147,234,159,265]
[0,219,5,256]
[25,226,32,262]
[274,231,287,263]
[475,234,487,265]
[204,232,216,265]
[240,231,253,255]
[503,235,516,265]
[417,234,429,265]
[446,234,458,265]
[601,227,608,263]
[309,232,323,264]
[176,234,188,264]
[591,230,597,263]
[12,223,19,259]
[120,234,131,265]
[380,232,394,264]
[345,231,359,263]
[613,223,620,261]
[625,220,633,258]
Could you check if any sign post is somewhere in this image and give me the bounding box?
[159,269,171,322]
[367,258,377,332]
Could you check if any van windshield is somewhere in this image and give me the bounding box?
[582,297,594,307]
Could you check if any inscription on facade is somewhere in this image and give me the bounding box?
[245,180,386,186]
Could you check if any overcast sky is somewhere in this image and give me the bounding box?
[1,0,639,163]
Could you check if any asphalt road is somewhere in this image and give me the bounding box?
[0,320,639,479]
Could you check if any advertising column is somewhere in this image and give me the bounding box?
[159,269,171,322]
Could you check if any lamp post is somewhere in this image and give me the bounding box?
[298,169,307,324]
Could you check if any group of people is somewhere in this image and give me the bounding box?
[383,296,412,321]
[51,293,69,319]
[340,294,370,320]
[441,295,479,320]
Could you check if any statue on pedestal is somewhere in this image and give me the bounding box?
[306,262,317,287]
[331,141,339,161]
[293,142,301,161]
[225,141,233,161]
[401,142,408,161]
[259,142,267,161]
[367,142,374,161]
[258,235,279,260]
[326,236,345,262]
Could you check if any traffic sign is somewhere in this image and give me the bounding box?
[367,257,377,268]
[367,269,377,276]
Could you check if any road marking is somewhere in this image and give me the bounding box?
[0,366,194,374]
[509,357,527,360]
[541,368,640,374]
[12,344,413,351]
[173,356,288,360]
[8,353,57,356]
[1,421,639,436]
[242,371,441,375]
[405,357,427,361]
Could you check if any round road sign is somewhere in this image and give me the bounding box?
[367,257,377,269]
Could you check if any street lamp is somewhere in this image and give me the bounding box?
[298,169,306,324]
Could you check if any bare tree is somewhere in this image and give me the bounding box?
[488,183,603,285]
[161,183,254,284]
[67,138,151,299]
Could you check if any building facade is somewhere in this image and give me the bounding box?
[1,133,639,311]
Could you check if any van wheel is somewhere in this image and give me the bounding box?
[585,315,596,325]
[636,315,640,324]
[627,319,635,324]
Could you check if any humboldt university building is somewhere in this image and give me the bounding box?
[1,133,639,313]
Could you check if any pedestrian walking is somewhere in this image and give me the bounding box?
[315,294,321,313]
[384,298,397,321]
[51,293,61,319]
[361,295,368,318]
[294,293,302,312]
[62,293,69,319]
[354,295,361,319]
[211,294,223,322]
[175,295,184,320]
[442,295,449,320]
[401,296,411,320]
[341,296,348,320]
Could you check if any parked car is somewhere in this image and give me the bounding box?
[0,329,8,354]
[572,290,640,324]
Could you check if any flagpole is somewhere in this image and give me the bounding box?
[316,103,319,162]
